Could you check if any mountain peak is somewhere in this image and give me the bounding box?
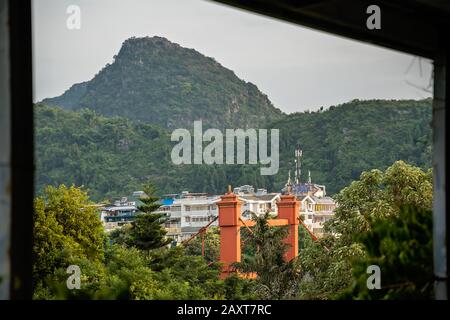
[42,36,283,129]
[121,36,180,50]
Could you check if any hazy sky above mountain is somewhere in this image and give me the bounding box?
[33,0,433,113]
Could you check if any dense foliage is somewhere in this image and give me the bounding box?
[33,160,433,300]
[41,36,283,130]
[33,185,105,283]
[297,161,433,299]
[272,99,432,194]
[341,205,433,299]
[33,185,253,300]
[33,185,105,298]
[111,183,171,250]
[235,211,301,299]
[184,227,220,264]
[35,104,172,200]
[35,98,431,200]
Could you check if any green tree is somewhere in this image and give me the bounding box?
[111,183,171,250]
[236,211,301,299]
[125,213,171,250]
[34,244,155,300]
[32,184,235,300]
[138,183,161,214]
[97,245,157,299]
[328,160,432,246]
[340,205,433,299]
[185,227,220,263]
[143,246,226,299]
[33,185,105,284]
[298,161,433,299]
[222,275,258,300]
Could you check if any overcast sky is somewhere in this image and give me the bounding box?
[32,0,433,113]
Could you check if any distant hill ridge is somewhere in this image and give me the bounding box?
[38,36,432,199]
[35,99,432,200]
[42,36,283,129]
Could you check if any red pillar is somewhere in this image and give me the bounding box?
[277,194,300,261]
[217,190,242,278]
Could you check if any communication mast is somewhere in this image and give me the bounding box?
[294,144,302,184]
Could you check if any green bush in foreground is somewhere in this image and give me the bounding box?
[340,205,433,300]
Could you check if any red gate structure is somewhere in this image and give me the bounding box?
[217,187,300,278]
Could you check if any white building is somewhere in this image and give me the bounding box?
[158,187,281,243]
[299,194,336,237]
[101,197,140,232]
[155,192,219,243]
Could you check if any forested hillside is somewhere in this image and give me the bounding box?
[41,36,283,130]
[35,99,432,200]
[271,98,432,194]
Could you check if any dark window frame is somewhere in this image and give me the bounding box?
[3,0,449,300]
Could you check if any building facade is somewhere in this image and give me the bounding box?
[156,188,281,243]
[100,146,336,241]
[100,193,144,231]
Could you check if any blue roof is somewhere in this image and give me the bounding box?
[162,198,174,205]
